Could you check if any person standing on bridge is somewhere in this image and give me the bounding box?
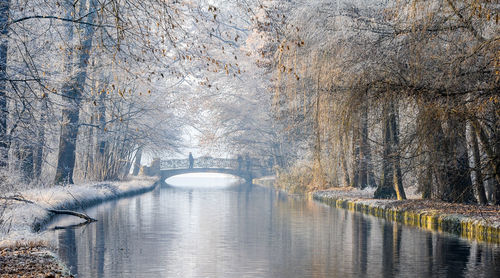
[237,155,243,172]
[188,152,194,169]
[245,153,251,172]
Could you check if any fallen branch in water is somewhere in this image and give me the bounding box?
[52,220,94,230]
[47,209,96,222]
[1,195,97,223]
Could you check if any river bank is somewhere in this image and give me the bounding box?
[253,177,500,244]
[0,176,160,277]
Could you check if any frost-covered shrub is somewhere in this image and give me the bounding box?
[275,162,313,194]
[0,167,26,195]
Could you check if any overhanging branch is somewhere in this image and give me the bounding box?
[8,15,113,28]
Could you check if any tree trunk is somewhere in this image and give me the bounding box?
[390,102,406,200]
[339,132,350,186]
[374,102,397,199]
[363,104,377,188]
[118,104,133,178]
[0,0,10,168]
[420,163,432,199]
[312,86,325,189]
[444,117,474,203]
[33,98,47,180]
[83,114,95,180]
[352,118,360,188]
[432,118,450,200]
[97,89,107,156]
[54,91,81,184]
[466,120,487,204]
[53,0,75,184]
[416,103,433,199]
[472,119,500,204]
[132,147,143,176]
[93,83,107,179]
[358,103,369,189]
[33,141,43,180]
[494,108,500,204]
[54,0,96,184]
[19,145,34,181]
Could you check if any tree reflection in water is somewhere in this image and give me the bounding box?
[53,182,500,278]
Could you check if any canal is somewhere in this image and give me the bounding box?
[49,174,500,277]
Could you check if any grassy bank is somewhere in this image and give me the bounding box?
[1,176,160,244]
[313,190,500,244]
[0,176,161,277]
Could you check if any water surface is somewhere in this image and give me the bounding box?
[50,174,500,277]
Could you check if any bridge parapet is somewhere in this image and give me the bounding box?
[160,156,273,178]
[161,157,238,170]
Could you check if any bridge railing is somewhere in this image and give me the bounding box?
[160,157,273,175]
[160,157,238,170]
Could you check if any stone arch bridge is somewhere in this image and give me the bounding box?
[143,156,272,182]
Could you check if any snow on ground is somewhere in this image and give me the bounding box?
[318,186,376,199]
[0,176,159,247]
